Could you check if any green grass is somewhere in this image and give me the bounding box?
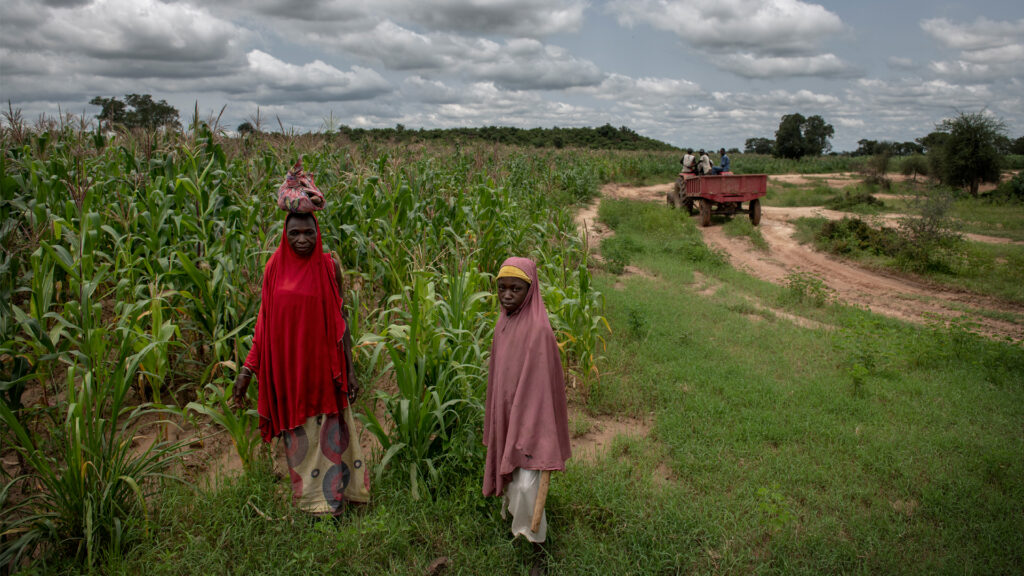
[950,200,1024,242]
[763,184,836,207]
[872,186,1024,243]
[65,198,1024,575]
[792,216,1024,305]
[722,217,769,250]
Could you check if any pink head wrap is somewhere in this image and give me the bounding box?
[482,257,571,497]
[277,161,325,213]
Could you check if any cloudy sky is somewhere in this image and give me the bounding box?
[1,0,1021,151]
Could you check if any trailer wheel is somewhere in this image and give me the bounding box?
[749,198,762,226]
[699,199,712,227]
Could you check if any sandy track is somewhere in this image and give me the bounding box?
[585,182,1024,341]
[761,206,1024,245]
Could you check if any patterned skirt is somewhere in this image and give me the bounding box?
[280,407,370,515]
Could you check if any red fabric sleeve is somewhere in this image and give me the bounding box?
[243,305,263,372]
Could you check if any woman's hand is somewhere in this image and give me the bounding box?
[346,366,360,404]
[232,367,253,409]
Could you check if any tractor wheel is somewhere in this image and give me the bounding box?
[682,197,696,215]
[699,199,712,227]
[668,178,682,207]
[749,198,762,226]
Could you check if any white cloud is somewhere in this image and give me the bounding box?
[921,17,1024,83]
[931,61,1024,83]
[607,0,844,56]
[402,76,462,104]
[318,22,605,90]
[402,0,587,36]
[0,0,250,83]
[329,20,450,70]
[849,78,994,112]
[887,57,916,70]
[587,74,703,102]
[29,0,246,63]
[1,0,1020,153]
[391,81,594,129]
[237,51,392,103]
[208,0,585,37]
[711,89,840,110]
[465,38,604,90]
[921,17,1024,51]
[717,53,856,78]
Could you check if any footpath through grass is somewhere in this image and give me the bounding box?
[76,200,1024,576]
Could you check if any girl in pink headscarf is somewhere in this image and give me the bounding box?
[483,257,571,552]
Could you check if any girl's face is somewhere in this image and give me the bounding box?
[497,277,530,314]
[286,216,317,257]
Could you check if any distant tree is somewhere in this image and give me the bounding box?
[898,141,924,156]
[916,131,949,155]
[802,115,835,156]
[744,137,774,154]
[89,94,180,130]
[774,113,807,159]
[237,121,255,135]
[123,94,180,129]
[993,134,1012,155]
[858,140,922,157]
[89,96,127,130]
[1011,136,1024,155]
[936,111,1007,197]
[773,113,834,159]
[901,154,929,181]
[855,139,879,156]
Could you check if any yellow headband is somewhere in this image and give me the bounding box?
[497,265,531,284]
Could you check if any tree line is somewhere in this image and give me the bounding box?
[743,113,835,159]
[249,122,678,151]
[86,95,1019,196]
[744,110,1021,197]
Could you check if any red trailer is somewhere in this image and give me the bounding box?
[667,174,767,227]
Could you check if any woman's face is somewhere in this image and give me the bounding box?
[286,216,317,257]
[497,277,530,314]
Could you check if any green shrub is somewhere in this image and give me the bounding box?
[0,352,187,569]
[815,217,899,255]
[824,191,885,211]
[987,172,1024,203]
[780,270,832,307]
[896,189,966,273]
[900,154,930,180]
[600,235,640,275]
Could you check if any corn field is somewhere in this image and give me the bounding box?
[0,114,693,568]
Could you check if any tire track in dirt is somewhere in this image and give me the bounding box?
[586,182,1024,342]
[766,205,1024,246]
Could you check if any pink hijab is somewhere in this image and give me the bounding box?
[482,257,571,497]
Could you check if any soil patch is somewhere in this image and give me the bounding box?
[568,406,651,464]
[701,208,1024,341]
[770,171,1013,194]
[762,206,1024,246]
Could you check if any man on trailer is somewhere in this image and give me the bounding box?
[711,148,731,175]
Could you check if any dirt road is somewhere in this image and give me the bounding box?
[581,181,1024,341]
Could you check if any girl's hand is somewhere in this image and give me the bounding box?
[347,368,360,404]
[232,368,252,409]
